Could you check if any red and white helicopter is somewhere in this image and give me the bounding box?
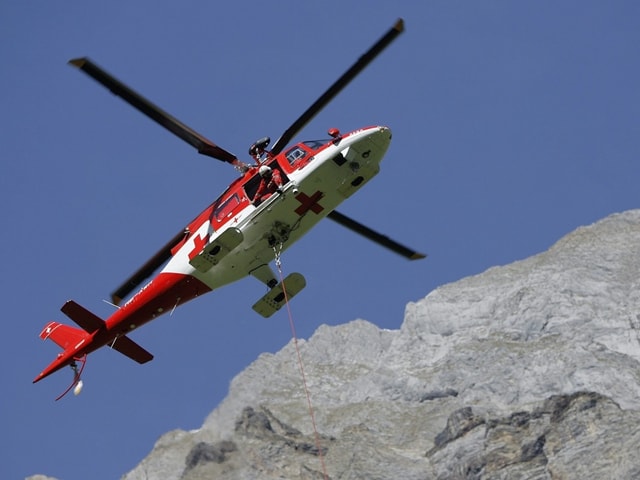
[34,19,424,399]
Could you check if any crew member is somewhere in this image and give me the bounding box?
[253,165,283,204]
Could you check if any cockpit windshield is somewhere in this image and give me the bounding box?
[303,139,328,150]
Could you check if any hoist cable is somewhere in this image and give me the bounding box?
[273,247,329,479]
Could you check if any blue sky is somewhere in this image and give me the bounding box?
[2,2,638,479]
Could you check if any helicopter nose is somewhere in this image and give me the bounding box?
[371,125,391,137]
[343,126,393,165]
[368,125,392,149]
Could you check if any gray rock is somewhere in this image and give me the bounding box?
[122,210,640,480]
[427,391,640,479]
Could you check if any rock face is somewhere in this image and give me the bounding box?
[123,210,640,480]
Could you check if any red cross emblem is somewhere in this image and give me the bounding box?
[294,191,325,216]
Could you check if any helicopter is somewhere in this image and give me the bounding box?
[34,18,424,398]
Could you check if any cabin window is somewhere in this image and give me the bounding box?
[214,193,241,222]
[244,163,289,205]
[285,146,307,165]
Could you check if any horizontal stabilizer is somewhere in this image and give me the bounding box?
[111,335,154,364]
[61,300,105,333]
[35,300,153,384]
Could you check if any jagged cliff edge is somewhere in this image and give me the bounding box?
[30,211,640,479]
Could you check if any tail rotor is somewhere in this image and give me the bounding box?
[55,355,87,401]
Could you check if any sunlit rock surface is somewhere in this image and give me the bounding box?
[122,210,640,479]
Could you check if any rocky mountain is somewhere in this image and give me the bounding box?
[29,211,640,479]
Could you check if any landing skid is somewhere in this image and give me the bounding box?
[252,272,306,318]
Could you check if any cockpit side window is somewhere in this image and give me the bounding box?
[285,140,328,168]
[285,146,307,166]
[214,193,241,222]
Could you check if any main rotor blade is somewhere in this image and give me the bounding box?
[271,19,405,155]
[327,210,426,260]
[69,57,240,165]
[111,229,190,305]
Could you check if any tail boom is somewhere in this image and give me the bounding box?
[34,301,154,384]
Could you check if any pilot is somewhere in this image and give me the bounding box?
[253,165,283,204]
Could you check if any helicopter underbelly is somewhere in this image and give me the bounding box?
[168,126,391,291]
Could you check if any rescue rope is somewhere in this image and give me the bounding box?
[273,246,329,480]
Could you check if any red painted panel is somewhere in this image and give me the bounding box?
[105,273,212,334]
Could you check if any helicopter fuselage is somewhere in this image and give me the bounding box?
[111,125,390,327]
[34,126,391,383]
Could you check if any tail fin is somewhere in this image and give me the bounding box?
[34,321,92,383]
[39,321,90,350]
